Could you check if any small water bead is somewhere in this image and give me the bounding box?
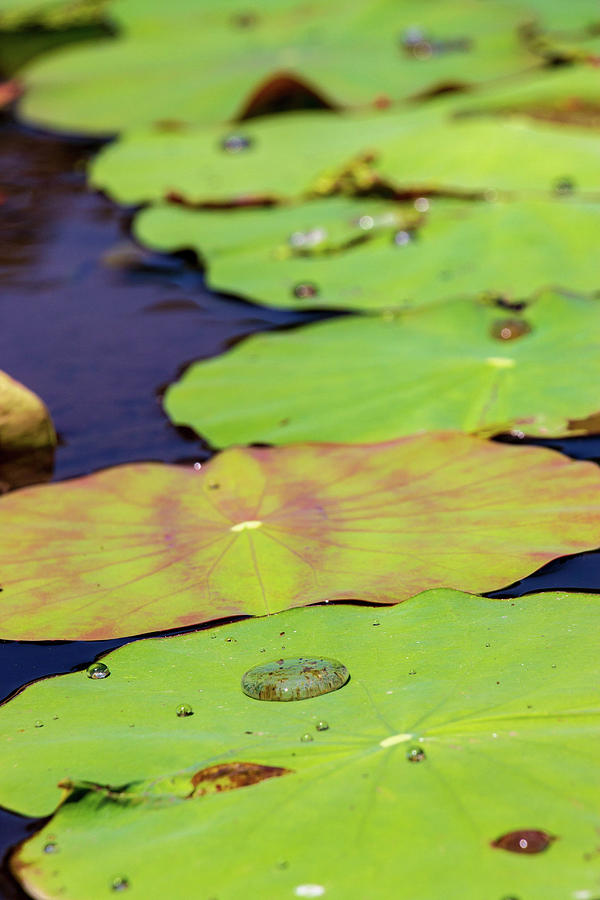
[316,721,329,732]
[221,134,252,153]
[406,746,426,762]
[241,656,349,701]
[490,319,532,341]
[289,228,327,249]
[491,829,555,854]
[34,720,44,728]
[43,842,58,853]
[301,733,314,742]
[414,197,429,212]
[292,283,319,299]
[111,877,130,891]
[393,230,411,246]
[176,704,193,718]
[87,662,110,679]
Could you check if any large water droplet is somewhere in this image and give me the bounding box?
[176,704,193,718]
[491,829,555,854]
[111,877,129,891]
[87,662,110,680]
[241,657,349,701]
[221,134,252,153]
[406,746,426,762]
[490,319,532,341]
[293,283,319,299]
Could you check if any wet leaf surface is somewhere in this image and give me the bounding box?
[2,434,600,640]
[135,196,600,311]
[165,291,600,444]
[15,0,541,135]
[92,100,600,207]
[2,592,599,900]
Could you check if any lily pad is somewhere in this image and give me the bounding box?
[135,196,600,311]
[15,0,539,135]
[3,591,600,900]
[164,291,600,444]
[2,434,600,639]
[0,0,109,29]
[91,105,600,207]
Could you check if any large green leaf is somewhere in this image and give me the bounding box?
[91,104,600,207]
[2,434,600,639]
[135,196,600,311]
[164,291,600,444]
[15,0,540,135]
[4,591,600,900]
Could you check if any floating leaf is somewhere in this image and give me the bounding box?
[0,0,109,29]
[135,196,600,311]
[165,291,600,444]
[92,102,600,207]
[3,591,600,900]
[2,434,600,639]
[15,0,538,135]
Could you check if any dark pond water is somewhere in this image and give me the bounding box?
[2,31,600,892]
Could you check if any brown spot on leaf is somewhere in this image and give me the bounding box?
[237,72,338,120]
[165,190,277,209]
[190,762,291,796]
[490,318,532,341]
[491,829,556,854]
[0,80,23,110]
[567,410,600,434]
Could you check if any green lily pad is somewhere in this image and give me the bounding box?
[164,291,600,444]
[0,0,109,29]
[91,103,600,207]
[15,0,539,135]
[454,64,600,126]
[2,434,600,639]
[4,591,600,900]
[135,196,600,311]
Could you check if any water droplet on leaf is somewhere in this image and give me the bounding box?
[221,134,252,153]
[241,657,349,701]
[34,720,44,728]
[87,662,110,680]
[176,704,193,717]
[490,319,532,341]
[491,829,555,854]
[293,283,319,299]
[301,732,314,742]
[43,842,57,853]
[394,230,411,246]
[111,877,129,891]
[316,721,329,731]
[406,746,426,762]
